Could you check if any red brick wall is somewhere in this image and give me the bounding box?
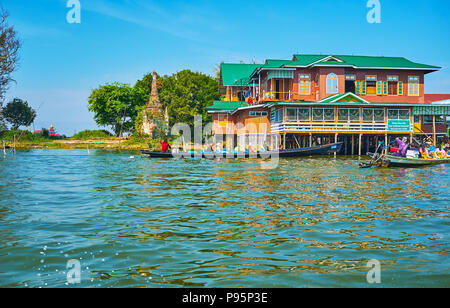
[287,67,428,103]
[318,67,346,100]
[350,69,425,103]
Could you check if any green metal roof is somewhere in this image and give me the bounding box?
[291,55,330,66]
[292,54,441,70]
[221,54,440,88]
[220,63,261,86]
[206,101,249,112]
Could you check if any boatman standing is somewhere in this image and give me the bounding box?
[160,138,172,153]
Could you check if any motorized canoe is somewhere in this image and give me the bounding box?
[141,142,343,159]
[365,152,450,168]
[383,154,450,167]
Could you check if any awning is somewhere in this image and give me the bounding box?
[413,105,450,115]
[267,69,294,80]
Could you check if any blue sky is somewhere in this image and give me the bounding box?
[3,0,450,135]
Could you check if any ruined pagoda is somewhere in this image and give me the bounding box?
[142,71,163,136]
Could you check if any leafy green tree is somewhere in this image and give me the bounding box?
[88,82,147,136]
[159,70,219,128]
[1,98,36,129]
[0,8,21,102]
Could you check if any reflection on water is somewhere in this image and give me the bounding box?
[0,149,449,287]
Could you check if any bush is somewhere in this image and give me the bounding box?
[71,130,113,139]
[0,129,49,142]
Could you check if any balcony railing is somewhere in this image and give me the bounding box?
[271,122,395,133]
[259,91,291,102]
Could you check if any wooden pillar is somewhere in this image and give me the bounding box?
[334,133,339,156]
[433,115,437,145]
[309,133,312,148]
[385,134,388,155]
[358,134,362,156]
[283,133,286,149]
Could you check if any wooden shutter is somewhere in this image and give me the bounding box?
[376,81,383,95]
[355,81,361,94]
[398,82,403,96]
[383,81,388,95]
[361,81,367,95]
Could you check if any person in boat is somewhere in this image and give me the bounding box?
[215,142,223,153]
[205,143,213,153]
[260,143,270,152]
[393,137,409,157]
[279,143,284,151]
[160,138,172,153]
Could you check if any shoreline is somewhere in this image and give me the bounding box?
[2,138,151,151]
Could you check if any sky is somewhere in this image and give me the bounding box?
[2,0,450,136]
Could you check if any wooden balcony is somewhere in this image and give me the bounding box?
[259,91,291,102]
[271,122,414,134]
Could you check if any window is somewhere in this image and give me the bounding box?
[345,75,356,93]
[312,107,335,122]
[286,107,310,122]
[408,76,419,96]
[423,115,445,125]
[362,108,385,123]
[274,108,284,122]
[388,109,410,120]
[366,75,377,95]
[338,108,360,122]
[355,80,367,95]
[218,114,228,127]
[326,73,338,94]
[298,74,311,95]
[249,111,268,117]
[386,75,399,96]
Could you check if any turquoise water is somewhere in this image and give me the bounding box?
[0,149,449,288]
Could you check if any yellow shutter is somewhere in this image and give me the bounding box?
[383,81,388,95]
[361,81,367,95]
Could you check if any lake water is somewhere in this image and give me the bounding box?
[0,149,449,288]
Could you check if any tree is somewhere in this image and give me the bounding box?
[159,70,219,128]
[0,7,21,102]
[1,98,36,129]
[88,83,147,136]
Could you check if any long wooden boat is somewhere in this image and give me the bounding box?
[141,142,343,159]
[383,154,450,167]
[366,152,450,168]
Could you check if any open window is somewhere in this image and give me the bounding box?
[345,75,356,93]
[387,75,399,95]
[365,75,377,95]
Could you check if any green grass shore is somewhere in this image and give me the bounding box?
[0,130,158,151]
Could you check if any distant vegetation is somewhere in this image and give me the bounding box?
[0,129,52,142]
[88,70,220,137]
[71,130,112,140]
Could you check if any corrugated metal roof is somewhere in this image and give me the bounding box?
[220,63,261,86]
[293,54,440,70]
[206,101,249,111]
